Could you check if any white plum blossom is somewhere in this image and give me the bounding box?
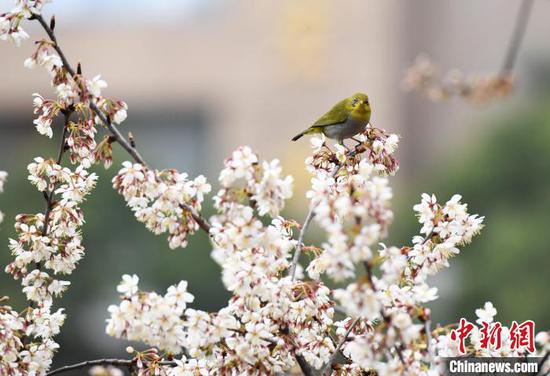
[475,301,498,325]
[112,102,128,124]
[1,154,96,375]
[116,274,139,297]
[106,277,194,353]
[86,75,108,97]
[7,159,97,292]
[216,146,293,217]
[0,1,51,46]
[113,162,212,249]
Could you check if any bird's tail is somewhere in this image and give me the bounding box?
[291,132,305,141]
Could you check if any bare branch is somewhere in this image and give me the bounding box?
[46,358,177,376]
[289,207,315,280]
[501,0,535,75]
[323,317,360,375]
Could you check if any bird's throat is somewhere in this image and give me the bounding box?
[351,107,370,122]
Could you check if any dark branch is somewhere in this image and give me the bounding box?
[323,317,360,375]
[180,203,211,233]
[289,208,315,280]
[501,0,534,75]
[46,358,177,376]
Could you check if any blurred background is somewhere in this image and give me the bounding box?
[1,0,549,370]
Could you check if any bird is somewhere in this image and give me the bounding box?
[291,93,371,144]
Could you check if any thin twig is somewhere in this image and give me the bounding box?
[41,109,72,237]
[289,153,349,280]
[46,358,177,376]
[289,208,315,280]
[500,0,535,75]
[180,203,211,234]
[323,317,360,375]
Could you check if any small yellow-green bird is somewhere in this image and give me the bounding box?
[292,93,371,144]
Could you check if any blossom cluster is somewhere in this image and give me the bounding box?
[1,1,113,370]
[0,0,52,46]
[102,132,496,376]
[1,158,95,375]
[307,128,399,176]
[216,146,293,217]
[0,299,65,376]
[304,130,398,282]
[403,55,514,104]
[30,72,126,168]
[104,138,483,376]
[409,193,484,275]
[106,275,194,354]
[6,158,97,301]
[327,194,484,374]
[106,147,338,374]
[112,162,211,249]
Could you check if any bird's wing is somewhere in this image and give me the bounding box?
[311,99,348,128]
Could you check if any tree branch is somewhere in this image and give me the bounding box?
[500,0,534,75]
[180,203,211,234]
[289,207,315,280]
[45,358,177,376]
[32,13,213,233]
[323,317,360,375]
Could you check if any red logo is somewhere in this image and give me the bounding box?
[450,319,535,354]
